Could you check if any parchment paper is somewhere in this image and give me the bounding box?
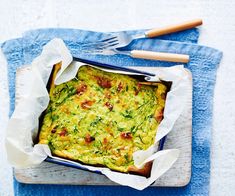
[5,38,192,190]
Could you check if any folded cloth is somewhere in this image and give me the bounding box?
[1,28,222,196]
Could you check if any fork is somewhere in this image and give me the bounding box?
[86,48,190,63]
[81,19,202,50]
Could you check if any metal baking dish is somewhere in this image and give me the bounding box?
[43,57,167,175]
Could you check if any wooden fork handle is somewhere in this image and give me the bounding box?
[130,50,190,63]
[145,19,203,38]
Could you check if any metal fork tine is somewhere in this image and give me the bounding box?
[101,41,119,48]
[103,40,119,45]
[85,38,118,47]
[81,42,119,52]
[83,49,103,54]
[81,36,117,47]
[103,43,119,49]
[103,38,118,44]
[100,36,117,42]
[82,40,117,48]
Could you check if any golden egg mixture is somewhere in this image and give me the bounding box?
[39,65,167,173]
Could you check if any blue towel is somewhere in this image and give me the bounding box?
[1,28,222,196]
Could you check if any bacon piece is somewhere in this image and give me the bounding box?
[120,132,132,139]
[76,84,87,95]
[134,83,142,95]
[59,128,67,137]
[51,128,56,134]
[81,100,94,109]
[154,109,164,123]
[105,102,113,111]
[103,137,108,144]
[161,92,166,100]
[97,77,111,88]
[137,83,142,89]
[117,82,123,92]
[84,134,95,143]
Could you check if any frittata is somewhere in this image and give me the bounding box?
[39,63,167,177]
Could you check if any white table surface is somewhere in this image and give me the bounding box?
[0,0,234,196]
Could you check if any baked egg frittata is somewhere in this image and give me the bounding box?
[39,64,167,176]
